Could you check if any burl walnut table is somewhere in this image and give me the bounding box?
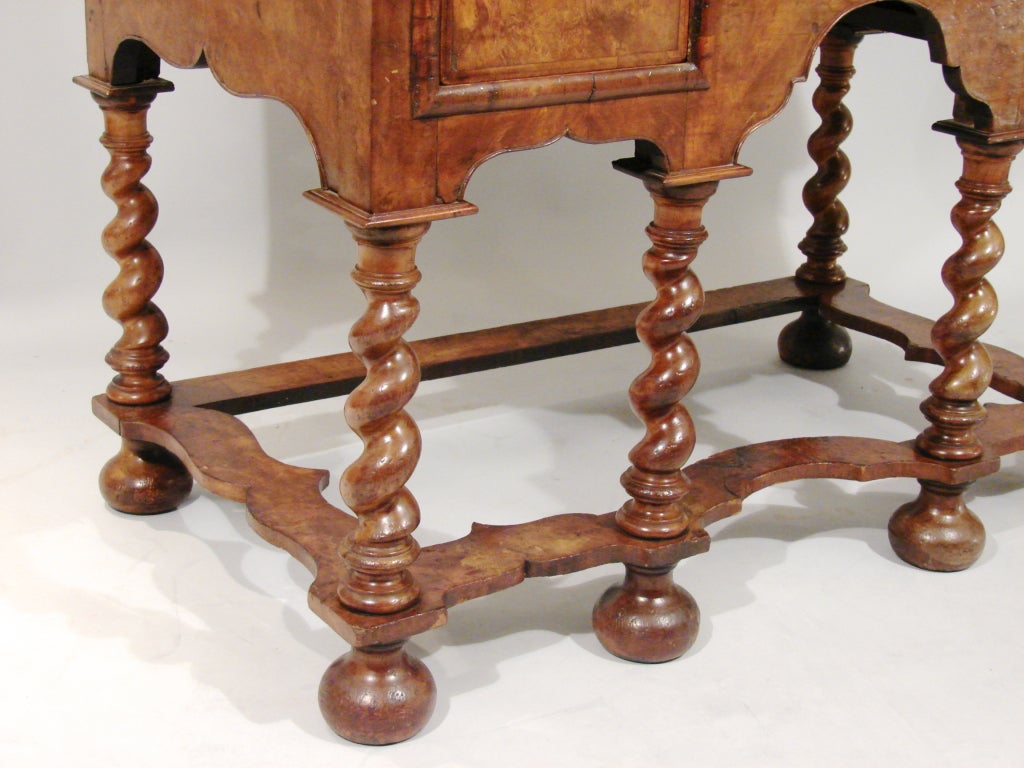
[76,0,1024,745]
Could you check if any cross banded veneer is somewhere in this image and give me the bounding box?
[76,0,1024,745]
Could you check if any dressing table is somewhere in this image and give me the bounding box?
[76,0,1024,745]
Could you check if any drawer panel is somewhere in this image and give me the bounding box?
[412,0,706,117]
[443,0,687,82]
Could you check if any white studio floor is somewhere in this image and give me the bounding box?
[4,296,1024,768]
[4,10,1024,766]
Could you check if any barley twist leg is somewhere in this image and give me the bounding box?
[76,76,192,515]
[890,138,1023,571]
[336,223,428,615]
[593,180,716,663]
[321,223,435,744]
[779,30,862,370]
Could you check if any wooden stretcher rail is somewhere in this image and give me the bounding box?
[90,392,1024,648]
[170,277,817,413]
[135,276,1024,417]
[90,274,1024,648]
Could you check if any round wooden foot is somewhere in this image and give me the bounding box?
[778,309,852,370]
[592,566,699,663]
[888,481,985,572]
[319,642,436,745]
[99,438,193,515]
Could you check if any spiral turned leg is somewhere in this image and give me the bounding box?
[76,77,177,405]
[76,77,193,514]
[593,180,716,662]
[779,31,861,370]
[324,225,435,742]
[889,137,1023,571]
[337,223,429,615]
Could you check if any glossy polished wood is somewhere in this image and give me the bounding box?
[319,642,436,745]
[77,77,175,406]
[592,565,700,663]
[98,437,192,516]
[916,140,1022,463]
[79,0,1024,214]
[617,180,716,540]
[337,223,429,615]
[778,29,859,370]
[77,0,1024,746]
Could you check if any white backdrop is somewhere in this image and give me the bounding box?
[3,3,1024,767]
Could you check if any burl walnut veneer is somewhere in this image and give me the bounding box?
[76,0,1024,745]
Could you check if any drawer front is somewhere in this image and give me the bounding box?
[412,0,706,117]
[443,0,688,81]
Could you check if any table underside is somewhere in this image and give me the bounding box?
[93,277,1024,647]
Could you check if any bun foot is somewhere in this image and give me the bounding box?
[319,642,436,745]
[778,309,852,370]
[99,438,193,515]
[888,481,985,572]
[592,565,699,663]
